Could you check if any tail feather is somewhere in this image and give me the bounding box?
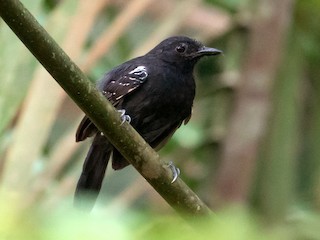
[74,134,112,211]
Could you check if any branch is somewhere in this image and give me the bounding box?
[0,0,212,216]
[212,0,294,205]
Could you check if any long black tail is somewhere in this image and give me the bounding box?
[74,133,112,211]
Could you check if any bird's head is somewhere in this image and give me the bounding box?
[147,36,222,68]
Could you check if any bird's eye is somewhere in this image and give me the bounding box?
[175,44,187,53]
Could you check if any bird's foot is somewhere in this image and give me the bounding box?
[167,161,180,183]
[118,109,131,125]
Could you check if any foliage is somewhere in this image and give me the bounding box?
[1,0,320,238]
[1,194,320,239]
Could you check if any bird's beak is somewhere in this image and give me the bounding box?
[196,46,222,56]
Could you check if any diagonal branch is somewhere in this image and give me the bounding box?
[0,0,211,216]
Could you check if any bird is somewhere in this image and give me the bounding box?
[74,36,222,210]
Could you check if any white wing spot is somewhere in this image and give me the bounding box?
[129,66,147,74]
[116,95,124,100]
[129,66,148,82]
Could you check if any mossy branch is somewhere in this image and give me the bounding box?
[0,0,212,216]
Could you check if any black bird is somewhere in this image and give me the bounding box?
[75,36,222,209]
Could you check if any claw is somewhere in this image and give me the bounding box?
[167,161,180,183]
[118,109,131,125]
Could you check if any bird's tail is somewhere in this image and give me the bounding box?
[74,133,112,211]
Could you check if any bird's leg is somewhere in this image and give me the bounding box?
[167,161,180,183]
[117,109,131,125]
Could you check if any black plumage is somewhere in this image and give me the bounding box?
[74,36,222,209]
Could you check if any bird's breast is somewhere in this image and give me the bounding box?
[119,66,195,128]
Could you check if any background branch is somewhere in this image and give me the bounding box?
[211,0,294,207]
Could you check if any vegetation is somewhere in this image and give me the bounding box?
[0,0,320,238]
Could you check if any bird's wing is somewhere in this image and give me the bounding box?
[76,116,98,142]
[76,65,149,142]
[101,65,148,105]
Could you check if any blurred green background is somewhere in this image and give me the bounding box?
[1,0,320,239]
